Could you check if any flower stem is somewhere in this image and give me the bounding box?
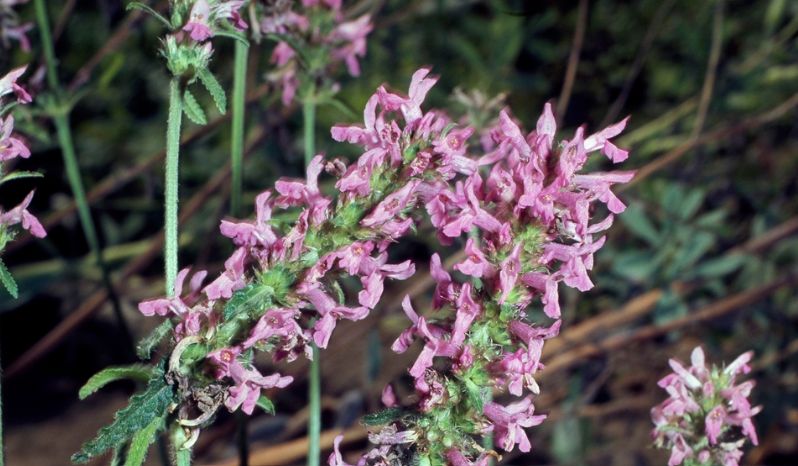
[34,0,133,349]
[303,97,316,166]
[230,40,248,217]
[308,343,321,466]
[165,78,183,296]
[1,352,4,466]
[303,93,320,466]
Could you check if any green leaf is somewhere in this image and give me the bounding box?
[123,416,163,466]
[0,257,19,299]
[182,89,207,125]
[136,320,174,360]
[72,363,176,463]
[620,203,660,246]
[126,2,173,29]
[693,254,747,279]
[197,69,227,115]
[256,395,275,415]
[0,170,44,186]
[79,364,153,400]
[223,284,272,321]
[362,408,404,426]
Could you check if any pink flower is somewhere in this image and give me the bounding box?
[328,435,354,466]
[0,115,31,161]
[302,285,369,348]
[220,191,278,247]
[203,247,248,300]
[0,66,32,104]
[224,363,293,415]
[242,308,303,349]
[483,397,546,453]
[584,117,630,163]
[183,0,213,41]
[0,191,46,238]
[454,238,493,278]
[138,267,207,316]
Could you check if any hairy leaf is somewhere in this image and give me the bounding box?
[182,89,207,125]
[72,363,175,463]
[79,364,153,400]
[197,69,227,115]
[123,416,163,466]
[136,320,174,360]
[0,258,19,299]
[362,408,404,426]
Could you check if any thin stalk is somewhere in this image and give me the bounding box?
[308,343,321,466]
[303,98,316,166]
[165,79,183,296]
[230,41,248,217]
[1,352,4,466]
[34,0,132,349]
[303,94,320,466]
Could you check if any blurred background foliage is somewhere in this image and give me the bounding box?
[1,0,797,465]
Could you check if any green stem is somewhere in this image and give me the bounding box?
[165,79,183,296]
[1,352,4,466]
[34,0,132,350]
[303,97,316,167]
[308,343,321,466]
[230,41,248,218]
[303,94,320,466]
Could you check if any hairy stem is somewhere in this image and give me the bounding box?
[230,41,249,217]
[34,0,132,349]
[1,352,4,466]
[303,93,320,466]
[303,97,316,167]
[165,78,183,296]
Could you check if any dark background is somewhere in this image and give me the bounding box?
[1,0,797,464]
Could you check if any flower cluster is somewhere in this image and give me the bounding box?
[150,0,247,79]
[652,346,760,466]
[334,84,631,466]
[1,66,45,262]
[0,0,32,51]
[134,68,632,464]
[138,70,454,434]
[261,0,372,104]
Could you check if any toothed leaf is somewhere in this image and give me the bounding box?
[79,364,153,400]
[72,362,175,463]
[123,416,164,466]
[182,89,207,125]
[197,69,226,114]
[0,257,18,298]
[136,320,174,360]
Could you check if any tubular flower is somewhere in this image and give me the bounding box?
[652,346,760,466]
[349,93,632,464]
[1,65,45,257]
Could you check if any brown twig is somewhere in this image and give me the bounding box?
[622,92,798,190]
[556,0,589,125]
[52,0,77,41]
[541,270,797,377]
[691,0,725,139]
[600,0,677,127]
[4,127,267,379]
[201,425,368,466]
